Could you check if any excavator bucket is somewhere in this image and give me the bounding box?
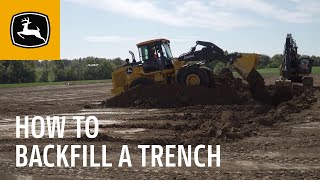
[275,79,293,97]
[232,54,259,81]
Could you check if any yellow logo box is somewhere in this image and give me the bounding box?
[0,0,60,60]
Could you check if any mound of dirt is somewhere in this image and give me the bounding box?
[247,70,294,105]
[181,106,267,144]
[103,72,252,108]
[181,87,317,144]
[99,69,318,145]
[103,69,312,108]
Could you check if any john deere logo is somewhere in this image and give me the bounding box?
[10,12,50,48]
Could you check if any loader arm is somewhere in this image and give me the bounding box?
[178,41,228,63]
[178,40,259,81]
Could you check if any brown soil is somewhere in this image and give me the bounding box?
[103,70,249,108]
[104,70,304,108]
[181,87,316,145]
[0,79,319,179]
[247,70,295,105]
[102,70,317,145]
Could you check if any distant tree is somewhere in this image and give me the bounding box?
[310,55,320,66]
[54,69,66,81]
[257,55,271,69]
[65,66,78,81]
[71,60,85,80]
[6,61,22,83]
[84,65,98,80]
[0,63,5,83]
[110,57,125,67]
[21,61,36,83]
[39,70,49,82]
[97,61,113,79]
[267,54,283,68]
[3,61,35,83]
[52,61,66,81]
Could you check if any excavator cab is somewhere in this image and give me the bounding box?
[137,39,174,72]
[298,58,313,75]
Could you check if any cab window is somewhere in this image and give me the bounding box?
[162,43,173,59]
[139,46,149,61]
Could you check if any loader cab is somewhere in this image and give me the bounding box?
[137,39,174,72]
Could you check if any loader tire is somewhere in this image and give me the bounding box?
[129,78,154,88]
[178,66,210,87]
[201,67,214,87]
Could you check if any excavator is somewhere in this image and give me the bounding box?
[277,34,313,87]
[111,38,259,95]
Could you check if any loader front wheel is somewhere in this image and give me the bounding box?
[178,66,210,87]
[186,74,201,86]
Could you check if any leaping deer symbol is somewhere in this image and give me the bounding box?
[17,17,46,42]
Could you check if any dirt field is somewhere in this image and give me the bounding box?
[0,76,320,179]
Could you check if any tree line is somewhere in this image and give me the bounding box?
[213,54,320,74]
[1,54,320,84]
[257,54,320,69]
[0,57,125,84]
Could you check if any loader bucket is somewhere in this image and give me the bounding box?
[232,54,259,81]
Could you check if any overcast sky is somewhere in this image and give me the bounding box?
[61,0,320,59]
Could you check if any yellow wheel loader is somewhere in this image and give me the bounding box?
[111,39,259,96]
